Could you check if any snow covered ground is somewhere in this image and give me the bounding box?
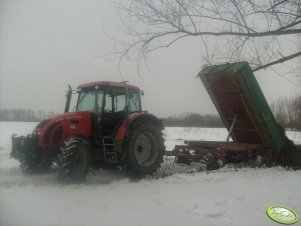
[0,122,301,226]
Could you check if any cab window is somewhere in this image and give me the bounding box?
[77,90,104,113]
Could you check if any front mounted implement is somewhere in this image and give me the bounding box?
[11,134,52,173]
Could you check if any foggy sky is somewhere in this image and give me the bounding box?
[0,0,299,118]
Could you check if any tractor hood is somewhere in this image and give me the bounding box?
[36,111,92,148]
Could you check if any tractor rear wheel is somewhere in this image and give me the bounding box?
[58,137,90,182]
[126,120,165,176]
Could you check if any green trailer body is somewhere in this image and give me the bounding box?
[198,62,289,154]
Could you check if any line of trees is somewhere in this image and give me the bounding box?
[162,112,223,127]
[0,109,57,122]
[271,96,301,131]
[161,95,301,130]
[1,96,300,130]
[0,108,223,127]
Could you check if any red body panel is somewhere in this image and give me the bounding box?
[38,111,92,148]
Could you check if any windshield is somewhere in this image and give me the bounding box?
[77,90,104,113]
[76,87,141,114]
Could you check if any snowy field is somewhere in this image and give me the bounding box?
[0,122,301,226]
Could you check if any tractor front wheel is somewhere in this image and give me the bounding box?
[126,120,165,176]
[58,137,90,182]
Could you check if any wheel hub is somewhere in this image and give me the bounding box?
[134,133,153,166]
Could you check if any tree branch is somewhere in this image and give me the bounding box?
[185,28,301,37]
[252,50,301,72]
[114,0,301,74]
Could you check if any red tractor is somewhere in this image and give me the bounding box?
[11,81,165,181]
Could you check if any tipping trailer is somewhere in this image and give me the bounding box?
[165,62,301,169]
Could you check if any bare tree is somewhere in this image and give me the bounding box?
[271,96,301,130]
[115,0,301,73]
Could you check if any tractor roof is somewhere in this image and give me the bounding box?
[78,81,140,90]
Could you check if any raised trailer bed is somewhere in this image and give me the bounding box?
[165,62,299,169]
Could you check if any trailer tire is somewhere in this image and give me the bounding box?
[58,137,90,182]
[125,120,165,177]
[206,153,223,171]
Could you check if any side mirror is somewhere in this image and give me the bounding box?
[141,90,144,96]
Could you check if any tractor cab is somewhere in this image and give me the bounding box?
[76,81,142,115]
[66,81,142,137]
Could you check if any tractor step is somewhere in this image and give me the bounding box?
[103,137,118,163]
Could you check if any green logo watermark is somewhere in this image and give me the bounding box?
[267,206,299,225]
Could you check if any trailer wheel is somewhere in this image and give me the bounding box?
[206,153,224,171]
[125,120,165,176]
[174,148,192,165]
[175,155,192,165]
[58,137,90,182]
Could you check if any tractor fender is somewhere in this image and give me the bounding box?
[115,112,164,141]
[38,111,92,148]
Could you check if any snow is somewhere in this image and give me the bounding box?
[0,122,301,226]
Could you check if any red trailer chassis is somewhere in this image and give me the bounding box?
[165,141,273,169]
